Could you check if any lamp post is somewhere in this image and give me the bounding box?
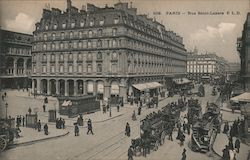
[109,98,112,117]
[5,102,8,119]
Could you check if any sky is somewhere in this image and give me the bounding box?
[0,0,249,63]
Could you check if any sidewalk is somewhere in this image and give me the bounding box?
[12,124,69,146]
[213,123,249,160]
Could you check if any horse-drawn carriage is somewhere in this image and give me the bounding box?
[0,119,16,152]
[191,103,221,152]
[187,99,202,125]
[131,103,180,156]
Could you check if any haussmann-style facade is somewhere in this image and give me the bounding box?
[31,0,187,103]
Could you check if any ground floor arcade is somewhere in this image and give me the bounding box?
[31,76,170,103]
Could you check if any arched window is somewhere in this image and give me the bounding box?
[43,44,47,50]
[97,64,102,72]
[87,52,92,60]
[53,24,58,30]
[87,40,92,48]
[52,33,56,40]
[70,31,73,39]
[69,53,73,60]
[112,28,117,36]
[112,52,118,60]
[88,30,93,38]
[71,21,75,28]
[60,42,64,49]
[62,23,66,29]
[97,52,102,59]
[80,20,85,27]
[79,31,83,38]
[51,54,55,61]
[42,54,46,61]
[97,39,102,47]
[112,39,116,47]
[60,53,64,61]
[43,34,47,40]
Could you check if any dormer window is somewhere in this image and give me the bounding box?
[43,34,47,41]
[45,25,49,30]
[53,24,58,30]
[114,17,119,24]
[62,23,66,29]
[80,21,85,27]
[90,20,94,26]
[36,26,40,30]
[71,21,75,28]
[99,19,104,26]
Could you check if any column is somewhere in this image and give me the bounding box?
[93,81,97,96]
[65,80,69,96]
[32,79,35,94]
[47,80,51,95]
[37,79,41,94]
[14,58,17,76]
[119,78,127,103]
[24,59,27,75]
[56,80,59,95]
[74,80,78,96]
[103,80,111,100]
[83,80,88,95]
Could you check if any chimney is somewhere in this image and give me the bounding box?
[67,0,72,9]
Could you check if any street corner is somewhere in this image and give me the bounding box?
[11,126,69,147]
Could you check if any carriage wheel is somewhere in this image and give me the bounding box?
[160,131,166,145]
[0,137,7,152]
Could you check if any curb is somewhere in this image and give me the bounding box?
[220,108,241,114]
[9,131,69,148]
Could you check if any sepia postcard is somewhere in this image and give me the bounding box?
[0,0,249,160]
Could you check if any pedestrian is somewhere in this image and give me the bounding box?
[44,124,48,135]
[62,119,65,129]
[22,116,25,127]
[235,138,240,153]
[186,123,190,135]
[222,145,230,160]
[169,127,173,141]
[223,122,229,134]
[37,120,41,132]
[179,132,185,146]
[128,146,133,160]
[87,119,93,135]
[228,137,234,150]
[43,104,46,112]
[183,121,187,133]
[125,122,131,137]
[132,110,136,121]
[181,148,186,160]
[117,105,120,112]
[28,107,32,114]
[74,124,79,136]
[2,94,4,101]
[138,106,141,115]
[4,92,7,98]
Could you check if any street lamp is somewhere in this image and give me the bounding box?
[5,103,8,119]
[109,98,112,117]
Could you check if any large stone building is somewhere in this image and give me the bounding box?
[31,0,187,103]
[0,28,32,90]
[187,52,228,83]
[237,12,250,91]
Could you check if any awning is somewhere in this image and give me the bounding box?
[62,100,72,107]
[230,92,250,103]
[132,82,163,91]
[202,76,210,79]
[173,78,192,85]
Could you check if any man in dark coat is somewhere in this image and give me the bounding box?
[128,146,133,160]
[87,119,93,135]
[235,138,240,153]
[181,148,186,160]
[43,104,46,112]
[138,106,141,115]
[223,122,229,134]
[74,124,79,136]
[22,116,25,127]
[37,120,41,132]
[44,124,48,135]
[222,145,230,160]
[125,122,131,137]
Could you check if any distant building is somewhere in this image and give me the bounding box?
[225,62,240,83]
[237,12,250,91]
[0,29,32,90]
[31,0,187,102]
[187,53,228,83]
